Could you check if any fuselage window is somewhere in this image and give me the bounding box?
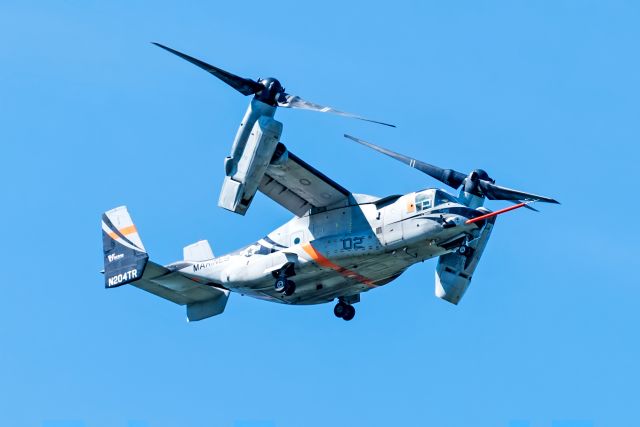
[416,193,432,211]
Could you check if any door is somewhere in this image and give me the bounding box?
[382,203,403,245]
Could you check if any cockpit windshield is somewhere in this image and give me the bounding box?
[414,189,458,212]
[434,190,458,206]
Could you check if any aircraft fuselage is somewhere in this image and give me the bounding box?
[172,189,484,305]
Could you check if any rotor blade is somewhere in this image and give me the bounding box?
[278,94,395,127]
[152,42,263,96]
[514,200,540,212]
[344,134,466,189]
[478,180,559,204]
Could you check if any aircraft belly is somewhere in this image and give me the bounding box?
[234,250,414,305]
[292,252,420,304]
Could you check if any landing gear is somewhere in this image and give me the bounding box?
[457,243,474,257]
[274,278,287,293]
[283,280,296,296]
[275,278,296,296]
[457,244,470,256]
[342,305,355,321]
[334,302,347,318]
[334,301,356,321]
[273,262,296,297]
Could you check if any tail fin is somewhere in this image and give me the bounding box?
[101,206,149,288]
[183,240,214,262]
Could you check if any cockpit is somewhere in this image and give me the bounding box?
[415,189,459,212]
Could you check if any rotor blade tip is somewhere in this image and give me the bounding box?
[152,42,172,52]
[541,197,560,204]
[367,120,396,128]
[538,198,560,205]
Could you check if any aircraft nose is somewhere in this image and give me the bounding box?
[442,208,487,229]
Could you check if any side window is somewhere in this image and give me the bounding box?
[416,193,432,211]
[291,231,304,246]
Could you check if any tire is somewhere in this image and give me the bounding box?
[334,302,347,318]
[274,278,286,293]
[342,305,356,321]
[457,245,468,256]
[283,280,296,297]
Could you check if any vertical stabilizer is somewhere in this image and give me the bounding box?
[101,206,148,288]
[183,240,214,261]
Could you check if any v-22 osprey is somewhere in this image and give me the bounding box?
[101,43,559,322]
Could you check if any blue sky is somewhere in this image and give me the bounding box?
[0,1,638,426]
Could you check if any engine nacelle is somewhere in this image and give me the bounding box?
[218,114,283,215]
[435,215,496,304]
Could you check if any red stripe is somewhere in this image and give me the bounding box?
[465,202,527,224]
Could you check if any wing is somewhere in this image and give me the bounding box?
[258,143,351,216]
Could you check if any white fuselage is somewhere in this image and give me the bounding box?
[170,189,482,305]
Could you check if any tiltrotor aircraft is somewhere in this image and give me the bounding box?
[101,43,559,322]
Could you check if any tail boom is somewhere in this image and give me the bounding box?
[100,206,229,321]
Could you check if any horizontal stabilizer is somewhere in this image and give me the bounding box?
[131,261,229,321]
[101,207,229,321]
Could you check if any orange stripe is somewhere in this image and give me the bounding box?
[107,225,137,240]
[302,243,377,288]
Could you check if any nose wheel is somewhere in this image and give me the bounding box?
[334,301,356,321]
[457,241,474,257]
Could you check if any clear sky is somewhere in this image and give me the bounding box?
[0,1,638,426]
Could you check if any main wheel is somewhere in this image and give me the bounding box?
[342,305,356,321]
[274,278,287,293]
[457,245,469,256]
[283,280,296,296]
[334,302,347,318]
